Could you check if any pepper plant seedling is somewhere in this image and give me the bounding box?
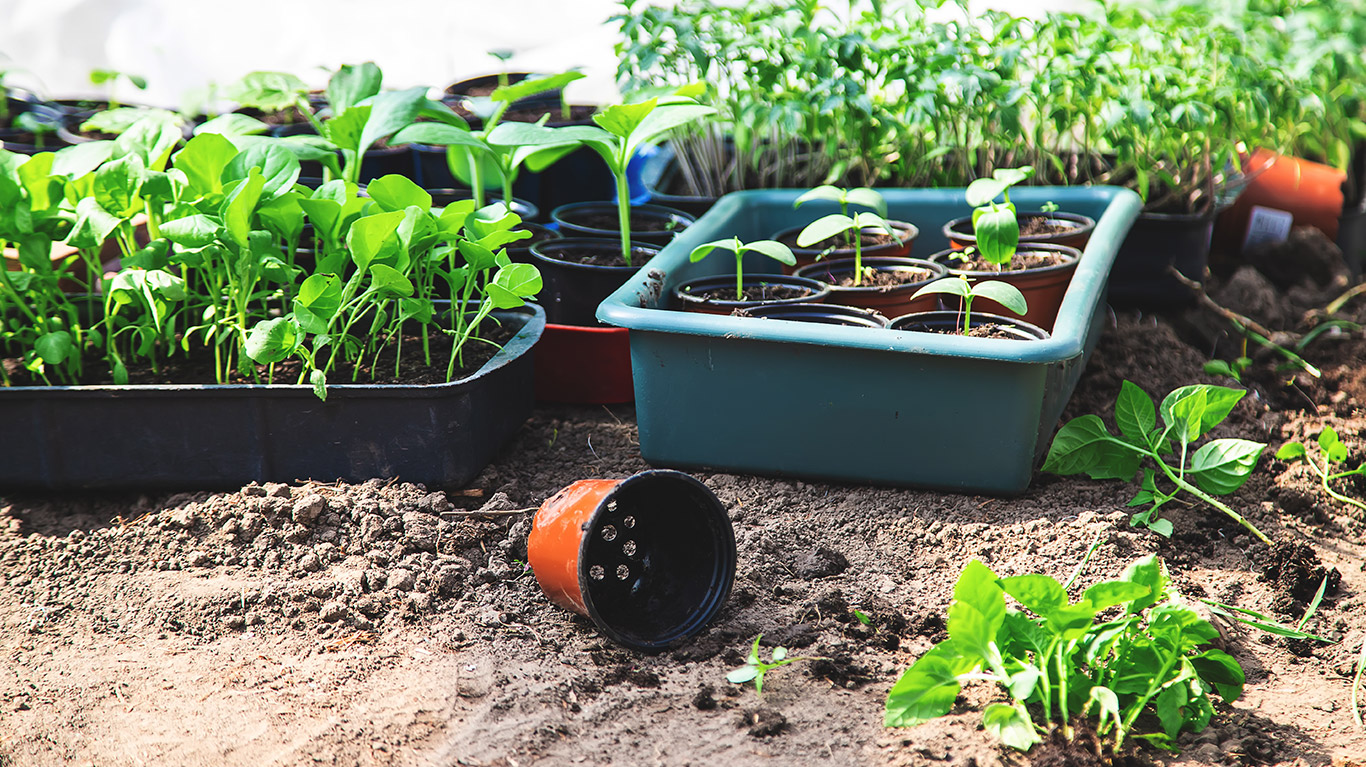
[910,274,1027,335]
[552,90,714,264]
[964,166,1034,267]
[1042,380,1272,545]
[885,556,1245,755]
[1276,426,1366,515]
[688,237,795,300]
[794,185,900,286]
[727,634,803,696]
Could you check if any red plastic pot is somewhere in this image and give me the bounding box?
[528,470,737,652]
[1214,149,1347,256]
[533,323,634,404]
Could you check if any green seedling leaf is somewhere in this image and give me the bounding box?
[947,560,1005,666]
[366,174,433,213]
[327,62,382,116]
[1191,649,1245,701]
[222,168,265,249]
[310,369,327,401]
[1320,427,1348,462]
[52,140,116,180]
[1160,385,1245,445]
[245,317,302,364]
[390,122,486,151]
[1082,581,1152,612]
[982,703,1040,751]
[294,273,343,334]
[843,188,888,216]
[490,71,584,105]
[227,71,308,113]
[884,639,979,726]
[359,87,428,156]
[66,197,123,250]
[965,177,1010,207]
[34,331,74,365]
[368,263,414,297]
[972,281,1027,316]
[1121,555,1168,614]
[794,185,845,208]
[1276,442,1307,460]
[486,263,543,308]
[223,142,301,200]
[94,153,145,218]
[1116,380,1158,447]
[1188,439,1264,494]
[593,99,657,140]
[174,132,238,200]
[973,207,1018,265]
[347,210,405,271]
[797,213,854,248]
[1042,415,1143,480]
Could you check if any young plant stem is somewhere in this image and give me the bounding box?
[616,171,632,266]
[1154,456,1273,545]
[1056,643,1073,740]
[1306,453,1366,514]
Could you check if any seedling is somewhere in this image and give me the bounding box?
[89,68,147,110]
[1276,426,1366,514]
[1199,575,1335,643]
[964,166,1034,266]
[910,274,1027,335]
[554,91,715,264]
[688,237,795,300]
[885,556,1245,754]
[794,186,900,286]
[727,634,804,696]
[1043,381,1272,545]
[1203,357,1252,382]
[393,72,586,209]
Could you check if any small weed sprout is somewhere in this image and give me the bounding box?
[1276,426,1366,514]
[727,634,804,696]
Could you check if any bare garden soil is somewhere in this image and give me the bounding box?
[2,230,1366,766]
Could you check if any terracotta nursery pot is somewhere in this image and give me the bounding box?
[794,256,947,318]
[943,211,1095,252]
[1214,148,1347,257]
[929,244,1081,332]
[673,273,830,315]
[771,220,918,273]
[528,470,737,651]
[743,302,890,328]
[889,310,1050,341]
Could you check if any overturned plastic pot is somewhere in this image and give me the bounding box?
[528,470,737,652]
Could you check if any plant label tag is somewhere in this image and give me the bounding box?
[1243,205,1294,250]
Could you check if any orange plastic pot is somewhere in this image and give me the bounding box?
[528,470,736,651]
[1215,149,1346,255]
[929,244,1080,332]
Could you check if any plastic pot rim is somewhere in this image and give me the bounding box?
[674,273,831,310]
[929,243,1082,278]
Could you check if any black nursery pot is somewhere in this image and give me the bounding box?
[527,469,737,652]
[529,237,658,326]
[1107,208,1215,308]
[551,202,695,247]
[888,310,1049,340]
[673,274,831,315]
[744,303,890,328]
[0,97,66,154]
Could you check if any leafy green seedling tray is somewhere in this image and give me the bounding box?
[597,187,1142,493]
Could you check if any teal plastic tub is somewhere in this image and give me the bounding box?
[597,187,1142,494]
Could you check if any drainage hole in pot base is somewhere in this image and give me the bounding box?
[580,475,736,649]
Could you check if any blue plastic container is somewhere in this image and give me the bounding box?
[597,187,1142,493]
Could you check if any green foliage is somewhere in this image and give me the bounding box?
[1043,381,1271,544]
[689,237,794,300]
[910,274,1027,335]
[1276,426,1366,514]
[793,186,898,285]
[885,556,1244,754]
[726,635,804,696]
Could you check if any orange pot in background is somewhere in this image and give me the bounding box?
[527,470,736,652]
[1215,149,1346,258]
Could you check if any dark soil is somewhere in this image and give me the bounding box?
[939,248,1074,271]
[1019,215,1082,239]
[561,208,686,234]
[828,266,935,289]
[536,242,657,268]
[2,228,1365,766]
[683,283,816,303]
